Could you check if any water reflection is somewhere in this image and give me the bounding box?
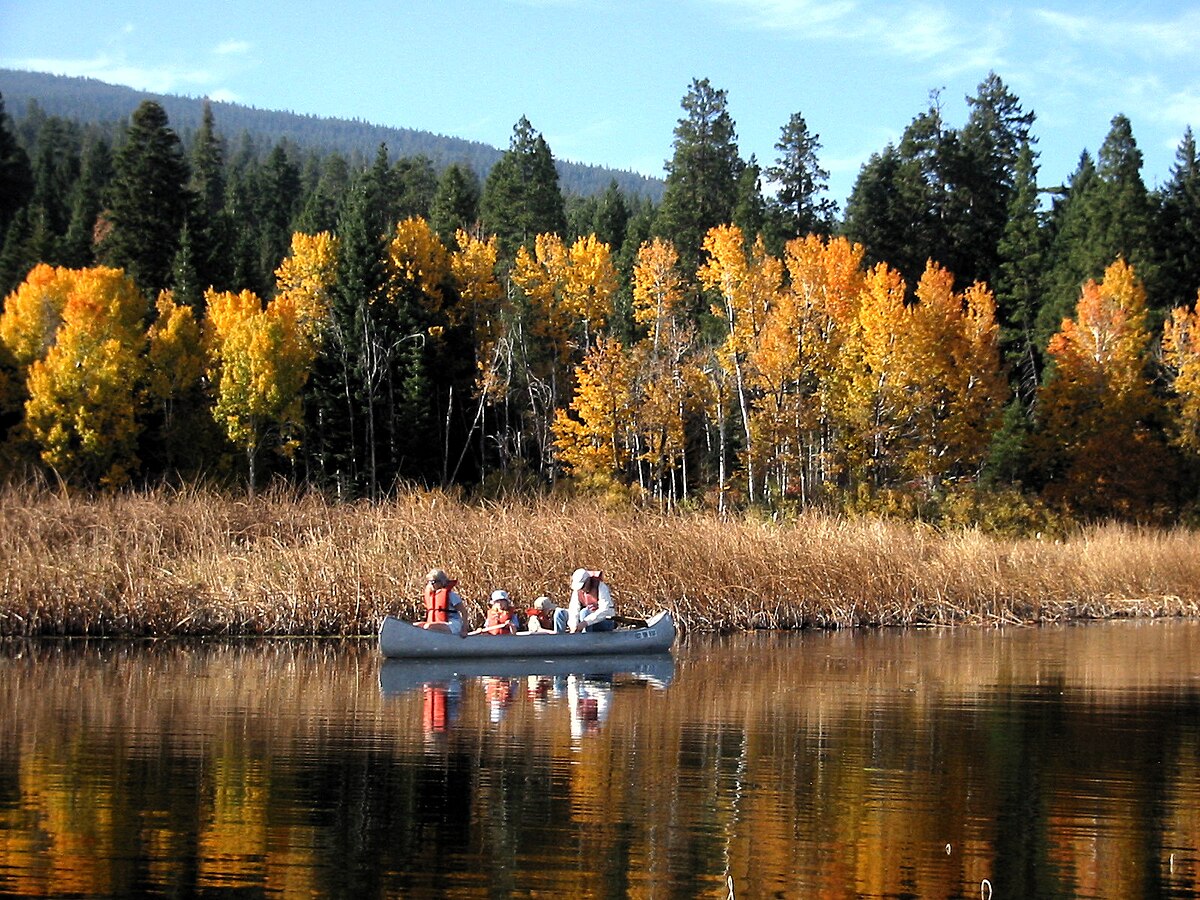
[380,653,675,740]
[0,622,1198,898]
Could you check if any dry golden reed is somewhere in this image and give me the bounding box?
[2,482,1199,636]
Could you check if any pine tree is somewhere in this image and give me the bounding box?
[956,73,1036,290]
[0,93,33,242]
[188,101,230,294]
[98,101,192,295]
[766,111,836,241]
[429,163,480,247]
[61,134,110,268]
[654,78,743,274]
[994,140,1045,407]
[480,117,566,260]
[1155,129,1200,314]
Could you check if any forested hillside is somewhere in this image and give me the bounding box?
[3,70,1200,529]
[0,69,665,200]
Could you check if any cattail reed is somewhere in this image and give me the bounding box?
[2,483,1199,636]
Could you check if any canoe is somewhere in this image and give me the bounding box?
[378,610,676,659]
[378,652,675,695]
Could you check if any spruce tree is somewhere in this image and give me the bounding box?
[732,155,766,243]
[257,143,302,291]
[654,78,743,274]
[1093,115,1156,296]
[100,101,191,295]
[295,152,352,236]
[1039,152,1099,347]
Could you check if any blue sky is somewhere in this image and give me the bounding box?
[2,0,1198,209]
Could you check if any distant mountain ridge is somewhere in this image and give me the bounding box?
[0,68,665,200]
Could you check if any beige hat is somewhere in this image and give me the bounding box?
[570,568,591,590]
[426,568,449,587]
[534,595,554,613]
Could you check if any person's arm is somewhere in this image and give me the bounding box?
[580,584,615,625]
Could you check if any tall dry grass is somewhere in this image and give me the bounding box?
[2,482,1199,636]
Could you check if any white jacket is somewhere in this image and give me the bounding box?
[568,580,614,631]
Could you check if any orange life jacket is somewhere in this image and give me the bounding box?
[527,607,553,630]
[424,580,457,625]
[484,607,515,635]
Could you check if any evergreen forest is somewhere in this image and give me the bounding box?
[3,71,1200,530]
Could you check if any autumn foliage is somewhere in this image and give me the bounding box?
[1,217,1198,525]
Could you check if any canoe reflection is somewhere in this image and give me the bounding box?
[380,653,675,737]
[379,652,675,695]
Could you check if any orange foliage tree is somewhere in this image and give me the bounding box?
[1036,258,1170,516]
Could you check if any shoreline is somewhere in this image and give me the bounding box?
[3,484,1199,637]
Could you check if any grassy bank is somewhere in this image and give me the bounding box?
[2,483,1199,636]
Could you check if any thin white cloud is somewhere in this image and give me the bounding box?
[214,40,252,56]
[1034,7,1200,59]
[707,0,1009,71]
[707,0,858,33]
[207,88,240,103]
[5,54,213,94]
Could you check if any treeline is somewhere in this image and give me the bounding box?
[0,68,665,200]
[2,73,1200,528]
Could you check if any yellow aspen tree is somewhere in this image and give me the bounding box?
[17,266,148,486]
[204,288,315,491]
[387,216,449,318]
[512,232,617,471]
[1162,291,1200,455]
[450,229,505,397]
[781,234,868,497]
[146,291,207,466]
[841,261,909,488]
[630,238,697,503]
[562,233,617,346]
[552,334,637,489]
[1036,258,1169,516]
[0,263,76,368]
[274,231,339,344]
[632,237,686,348]
[697,224,782,503]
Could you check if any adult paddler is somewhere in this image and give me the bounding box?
[417,568,468,637]
[567,568,616,633]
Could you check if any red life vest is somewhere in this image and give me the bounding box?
[424,580,457,624]
[527,607,553,630]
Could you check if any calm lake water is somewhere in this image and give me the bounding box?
[2,621,1199,899]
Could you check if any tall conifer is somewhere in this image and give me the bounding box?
[99,101,191,294]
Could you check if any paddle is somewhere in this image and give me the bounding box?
[613,615,648,628]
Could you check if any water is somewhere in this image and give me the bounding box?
[2,621,1199,898]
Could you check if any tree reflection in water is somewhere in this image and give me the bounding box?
[0,623,1198,898]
